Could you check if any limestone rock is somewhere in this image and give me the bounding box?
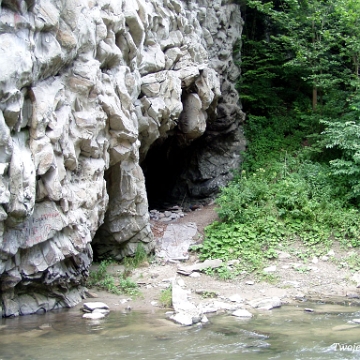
[232,309,253,318]
[248,297,282,310]
[0,0,245,317]
[83,312,106,320]
[83,302,109,312]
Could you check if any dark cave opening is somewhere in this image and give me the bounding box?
[141,136,189,210]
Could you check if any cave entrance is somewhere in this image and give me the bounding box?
[141,136,190,210]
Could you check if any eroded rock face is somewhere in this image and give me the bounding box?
[0,0,245,316]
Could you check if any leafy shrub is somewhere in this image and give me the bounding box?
[200,151,360,272]
[87,260,140,296]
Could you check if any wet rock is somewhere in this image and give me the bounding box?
[170,312,194,326]
[93,308,110,315]
[201,315,209,324]
[304,308,315,312]
[232,309,253,318]
[170,283,201,326]
[83,302,109,312]
[83,312,106,320]
[249,297,282,310]
[200,301,239,314]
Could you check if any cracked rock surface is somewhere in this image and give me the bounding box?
[0,0,244,317]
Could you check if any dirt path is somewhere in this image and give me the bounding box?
[81,204,360,315]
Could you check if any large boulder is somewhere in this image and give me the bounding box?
[0,0,245,316]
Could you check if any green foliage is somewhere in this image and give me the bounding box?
[319,93,360,202]
[122,244,149,269]
[118,277,140,296]
[159,286,172,308]
[212,0,360,275]
[87,260,122,295]
[204,265,235,280]
[87,260,140,296]
[200,152,360,271]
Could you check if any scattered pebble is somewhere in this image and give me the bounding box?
[150,208,185,222]
[263,265,276,273]
[304,308,314,312]
[189,272,201,278]
[227,294,244,303]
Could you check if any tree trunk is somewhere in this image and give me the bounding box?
[313,86,317,112]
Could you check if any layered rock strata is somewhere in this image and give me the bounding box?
[0,0,245,317]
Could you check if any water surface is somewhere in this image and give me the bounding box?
[1,303,360,360]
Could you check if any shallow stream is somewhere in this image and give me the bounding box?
[1,303,360,360]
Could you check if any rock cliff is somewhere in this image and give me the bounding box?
[0,0,245,317]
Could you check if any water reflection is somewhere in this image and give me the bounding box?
[1,304,360,360]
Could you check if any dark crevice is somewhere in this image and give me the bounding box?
[140,136,189,209]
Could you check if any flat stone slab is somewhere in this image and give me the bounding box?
[248,297,282,310]
[156,223,197,260]
[232,309,253,318]
[177,259,223,275]
[169,312,194,326]
[83,302,109,312]
[171,283,202,326]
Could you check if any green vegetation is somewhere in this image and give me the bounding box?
[159,286,172,308]
[122,244,149,269]
[87,260,140,296]
[199,0,360,276]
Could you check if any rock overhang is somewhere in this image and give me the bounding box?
[0,0,245,317]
